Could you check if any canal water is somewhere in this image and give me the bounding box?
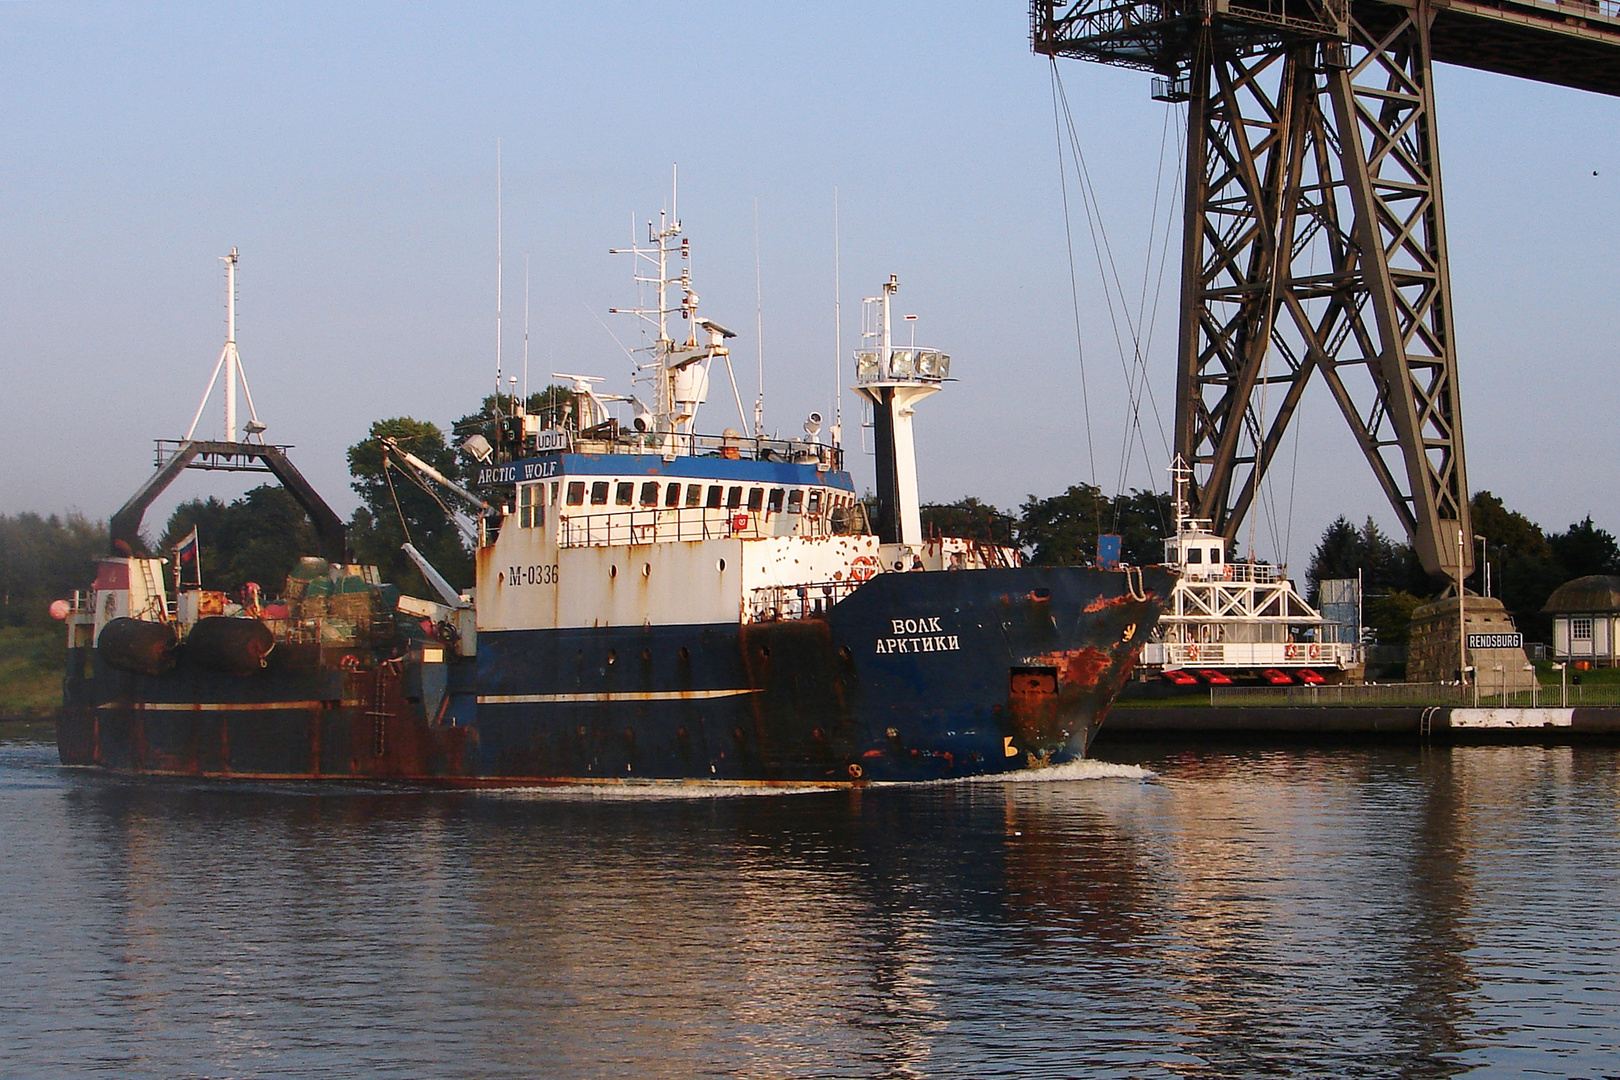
[2,726,1618,1078]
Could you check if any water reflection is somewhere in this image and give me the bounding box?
[0,741,1616,1077]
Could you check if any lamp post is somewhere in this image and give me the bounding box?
[1458,527,1468,685]
[1475,534,1489,598]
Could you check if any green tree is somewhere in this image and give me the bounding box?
[1014,485,1170,566]
[158,486,319,597]
[1306,515,1428,601]
[1364,590,1424,647]
[347,418,473,595]
[0,512,104,628]
[1472,490,1560,644]
[1110,488,1173,565]
[1549,516,1620,579]
[1016,484,1109,566]
[920,498,1014,546]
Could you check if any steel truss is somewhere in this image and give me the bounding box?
[1037,0,1472,582]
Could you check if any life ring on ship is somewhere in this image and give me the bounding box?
[1309,643,1321,660]
[731,513,750,533]
[1222,563,1233,580]
[850,555,879,582]
[1186,643,1200,662]
[1285,642,1303,660]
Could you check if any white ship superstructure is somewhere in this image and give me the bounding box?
[1141,460,1362,684]
[457,212,1020,639]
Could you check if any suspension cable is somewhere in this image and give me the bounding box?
[1050,63,1172,499]
[1048,59,1101,517]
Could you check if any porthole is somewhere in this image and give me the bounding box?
[717,558,727,573]
[678,646,691,663]
[607,649,617,665]
[610,565,617,579]
[642,563,651,578]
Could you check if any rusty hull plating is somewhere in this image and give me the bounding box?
[60,566,1172,785]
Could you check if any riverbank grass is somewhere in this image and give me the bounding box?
[0,626,63,719]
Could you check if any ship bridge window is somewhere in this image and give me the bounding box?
[787,490,804,513]
[1209,547,1222,564]
[706,485,723,509]
[768,488,784,513]
[640,481,660,507]
[567,481,585,506]
[807,490,822,515]
[685,485,702,508]
[727,486,743,510]
[518,484,542,529]
[747,488,764,512]
[590,481,609,505]
[550,481,560,505]
[616,482,634,506]
[665,482,682,508]
[1186,548,1203,564]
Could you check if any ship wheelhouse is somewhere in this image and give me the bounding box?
[491,450,863,548]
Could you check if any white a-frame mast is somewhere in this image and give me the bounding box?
[185,248,263,442]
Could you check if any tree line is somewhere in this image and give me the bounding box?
[3,380,1613,648]
[1306,493,1620,646]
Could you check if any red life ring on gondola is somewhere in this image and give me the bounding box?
[1285,642,1303,660]
[1308,643,1321,660]
[1186,643,1200,662]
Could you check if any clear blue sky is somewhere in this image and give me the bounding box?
[1,2,1616,569]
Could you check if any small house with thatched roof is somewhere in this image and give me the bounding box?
[1544,575,1620,666]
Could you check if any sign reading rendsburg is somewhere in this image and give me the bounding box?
[1467,632,1524,650]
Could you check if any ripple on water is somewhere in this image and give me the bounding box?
[1,735,1616,1078]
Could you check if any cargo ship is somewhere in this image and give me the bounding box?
[57,222,1172,785]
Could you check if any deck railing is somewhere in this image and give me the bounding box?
[747,580,866,622]
[565,431,843,471]
[1156,641,1360,668]
[1210,681,1618,708]
[558,507,860,548]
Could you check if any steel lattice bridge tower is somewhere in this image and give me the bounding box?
[1034,0,1620,583]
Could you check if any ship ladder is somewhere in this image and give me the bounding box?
[138,559,171,621]
[368,664,398,758]
[1419,706,1442,742]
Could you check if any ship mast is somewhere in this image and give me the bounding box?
[184,247,262,443]
[853,276,951,548]
[609,168,733,447]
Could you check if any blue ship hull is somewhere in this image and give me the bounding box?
[59,566,1172,785]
